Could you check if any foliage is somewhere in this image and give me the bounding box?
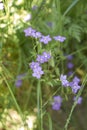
[0,0,87,130]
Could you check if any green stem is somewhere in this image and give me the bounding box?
[1,72,23,120]
[47,113,53,130]
[37,80,43,130]
[63,0,79,16]
[64,74,87,130]
[55,0,64,73]
[37,80,40,117]
[56,0,62,34]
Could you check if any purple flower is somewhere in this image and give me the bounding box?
[69,77,81,94]
[68,71,73,76]
[67,55,73,60]
[30,62,40,69]
[53,36,66,42]
[24,27,36,37]
[60,74,69,87]
[73,96,82,104]
[30,52,51,78]
[36,55,45,64]
[34,32,42,38]
[15,73,26,87]
[15,80,22,87]
[39,35,52,44]
[30,62,44,79]
[53,96,62,103]
[32,67,44,79]
[52,103,61,110]
[67,62,74,69]
[71,83,80,94]
[36,52,51,63]
[72,76,80,84]
[52,96,62,111]
[42,52,51,62]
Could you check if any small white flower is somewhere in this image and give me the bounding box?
[24,14,32,21]
[0,3,4,10]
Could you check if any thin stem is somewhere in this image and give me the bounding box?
[40,84,43,130]
[47,113,53,130]
[24,84,32,110]
[37,80,40,117]
[64,74,87,130]
[55,0,62,34]
[55,0,65,73]
[1,72,24,120]
[37,80,43,130]
[63,0,79,16]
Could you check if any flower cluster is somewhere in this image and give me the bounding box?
[24,27,40,37]
[24,26,66,44]
[30,52,51,79]
[30,62,44,79]
[53,74,83,111]
[60,74,81,94]
[52,96,62,110]
[52,95,82,111]
[36,52,51,63]
[69,76,81,94]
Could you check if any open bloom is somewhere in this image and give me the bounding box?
[70,82,81,94]
[32,67,44,79]
[34,32,42,38]
[60,74,69,87]
[39,35,52,44]
[42,52,51,62]
[36,55,45,64]
[69,76,81,94]
[30,62,40,70]
[36,52,51,63]
[53,36,66,42]
[73,76,80,84]
[52,96,62,110]
[24,27,36,37]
